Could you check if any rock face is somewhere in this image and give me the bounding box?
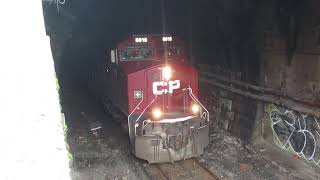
[199,72,258,144]
[0,1,70,180]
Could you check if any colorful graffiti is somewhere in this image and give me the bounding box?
[267,104,320,166]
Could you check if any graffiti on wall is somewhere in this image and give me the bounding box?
[56,0,66,12]
[267,104,320,166]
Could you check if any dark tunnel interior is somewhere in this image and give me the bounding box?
[44,0,264,86]
[42,0,318,142]
[41,0,320,178]
[43,0,265,144]
[43,0,299,139]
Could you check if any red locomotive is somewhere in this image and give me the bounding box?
[90,34,209,163]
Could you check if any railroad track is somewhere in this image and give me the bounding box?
[103,100,218,179]
[144,158,219,180]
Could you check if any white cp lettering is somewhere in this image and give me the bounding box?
[152,80,180,95]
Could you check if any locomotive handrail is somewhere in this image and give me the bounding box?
[128,91,144,140]
[135,95,158,123]
[187,87,210,123]
[134,95,158,136]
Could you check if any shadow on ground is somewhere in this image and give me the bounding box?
[59,73,149,180]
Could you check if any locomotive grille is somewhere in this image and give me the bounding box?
[151,139,161,146]
[168,135,184,150]
[151,139,161,161]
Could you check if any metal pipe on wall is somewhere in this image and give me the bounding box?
[200,78,320,118]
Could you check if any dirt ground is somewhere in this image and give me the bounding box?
[199,127,320,180]
[60,75,150,180]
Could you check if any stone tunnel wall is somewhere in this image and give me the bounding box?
[259,0,320,166]
[196,0,260,143]
[260,0,320,102]
[200,1,320,165]
[199,71,258,144]
[199,0,320,167]
[263,104,320,166]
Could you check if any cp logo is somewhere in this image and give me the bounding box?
[152,80,181,95]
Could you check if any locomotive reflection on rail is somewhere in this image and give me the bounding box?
[89,34,209,163]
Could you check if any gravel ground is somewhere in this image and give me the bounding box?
[60,76,149,180]
[199,126,320,180]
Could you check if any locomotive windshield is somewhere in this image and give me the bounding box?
[121,47,152,60]
[158,46,184,57]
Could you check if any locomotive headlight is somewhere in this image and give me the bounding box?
[191,104,200,114]
[152,108,162,119]
[162,66,172,80]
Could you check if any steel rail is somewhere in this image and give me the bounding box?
[147,159,219,180]
[191,158,220,180]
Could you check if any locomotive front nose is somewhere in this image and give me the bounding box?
[131,63,209,163]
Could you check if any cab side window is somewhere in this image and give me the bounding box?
[121,47,153,61]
